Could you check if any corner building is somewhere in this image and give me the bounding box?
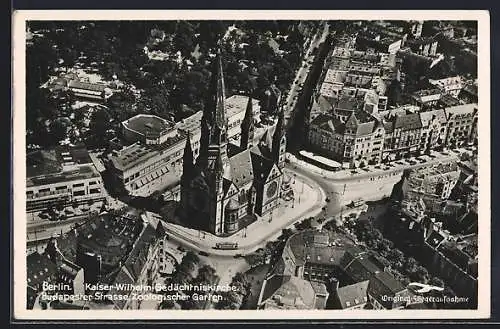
[180,50,286,236]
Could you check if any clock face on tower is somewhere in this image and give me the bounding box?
[266,181,278,198]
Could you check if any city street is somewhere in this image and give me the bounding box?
[284,23,329,123]
[160,167,326,257]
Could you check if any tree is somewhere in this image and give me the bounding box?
[50,119,69,143]
[195,264,218,284]
[387,79,403,107]
[376,238,394,254]
[89,109,112,143]
[429,276,444,288]
[387,249,405,268]
[413,265,429,283]
[404,257,419,274]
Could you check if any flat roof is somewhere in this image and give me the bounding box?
[123,114,174,138]
[110,132,186,171]
[300,150,342,168]
[27,164,100,187]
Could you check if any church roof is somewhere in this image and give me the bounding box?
[250,151,275,181]
[228,150,254,188]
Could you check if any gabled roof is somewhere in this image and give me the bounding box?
[419,109,447,127]
[260,274,317,309]
[368,271,408,309]
[250,151,275,181]
[394,113,422,130]
[310,114,345,134]
[336,280,369,309]
[27,252,57,288]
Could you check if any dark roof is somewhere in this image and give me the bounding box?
[343,254,381,282]
[310,114,345,134]
[425,230,446,249]
[368,271,408,309]
[27,252,57,288]
[394,113,422,130]
[336,280,369,309]
[124,224,157,281]
[250,151,275,181]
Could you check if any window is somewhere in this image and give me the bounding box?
[89,188,101,194]
[73,183,84,188]
[73,190,86,196]
[89,181,98,185]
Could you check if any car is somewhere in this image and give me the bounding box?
[429,154,437,158]
[325,197,331,203]
[199,251,209,257]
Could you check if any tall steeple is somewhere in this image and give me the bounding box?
[240,95,255,150]
[206,46,229,176]
[272,104,287,168]
[182,132,194,179]
[198,46,228,169]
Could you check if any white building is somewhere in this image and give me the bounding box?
[26,147,105,212]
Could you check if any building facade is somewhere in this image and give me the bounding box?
[26,147,105,212]
[308,110,385,168]
[444,103,478,147]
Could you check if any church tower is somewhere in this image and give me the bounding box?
[240,95,255,150]
[181,132,194,211]
[201,48,229,236]
[272,105,287,169]
[205,48,229,173]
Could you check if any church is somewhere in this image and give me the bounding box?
[180,50,287,236]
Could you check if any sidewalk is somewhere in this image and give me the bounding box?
[162,168,326,256]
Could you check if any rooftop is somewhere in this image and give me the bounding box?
[123,114,175,138]
[445,103,477,118]
[68,80,106,92]
[419,109,447,127]
[336,280,369,309]
[260,274,319,309]
[394,113,422,130]
[26,146,92,178]
[27,252,57,288]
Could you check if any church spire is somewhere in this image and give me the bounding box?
[214,49,226,130]
[272,105,286,168]
[182,132,194,178]
[240,95,255,150]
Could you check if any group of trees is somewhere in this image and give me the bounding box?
[346,218,444,288]
[214,272,251,310]
[159,251,219,310]
[27,20,315,139]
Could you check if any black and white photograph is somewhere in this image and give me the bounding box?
[12,10,490,320]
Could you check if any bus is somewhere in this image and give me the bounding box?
[214,242,238,250]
